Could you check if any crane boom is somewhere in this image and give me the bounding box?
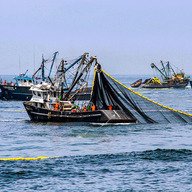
[151,63,167,79]
[48,51,59,77]
[160,61,168,78]
[64,56,96,100]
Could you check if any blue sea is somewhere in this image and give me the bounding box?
[0,75,192,191]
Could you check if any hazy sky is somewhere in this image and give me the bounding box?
[1,0,192,75]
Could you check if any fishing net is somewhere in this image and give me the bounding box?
[90,69,192,124]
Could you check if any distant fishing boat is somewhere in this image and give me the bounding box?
[0,52,59,101]
[141,78,189,88]
[131,61,190,89]
[0,71,33,100]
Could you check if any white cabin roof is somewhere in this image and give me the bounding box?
[30,82,54,92]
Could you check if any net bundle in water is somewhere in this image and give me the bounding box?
[90,69,192,124]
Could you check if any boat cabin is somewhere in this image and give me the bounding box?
[14,74,33,87]
[30,83,62,109]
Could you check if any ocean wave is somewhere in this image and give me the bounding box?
[70,149,192,163]
[0,150,190,187]
[0,109,25,112]
[90,123,132,126]
[0,151,191,192]
[64,148,192,163]
[136,148,192,161]
[0,119,25,122]
[1,148,191,163]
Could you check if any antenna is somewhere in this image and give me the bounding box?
[33,47,36,74]
[19,55,21,73]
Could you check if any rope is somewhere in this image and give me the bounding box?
[102,69,192,117]
[91,69,97,97]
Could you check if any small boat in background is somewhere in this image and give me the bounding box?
[0,71,34,100]
[0,52,59,101]
[131,61,190,89]
[141,77,189,88]
[130,79,142,88]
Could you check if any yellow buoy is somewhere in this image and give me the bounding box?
[0,156,49,161]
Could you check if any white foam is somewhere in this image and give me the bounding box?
[90,123,132,126]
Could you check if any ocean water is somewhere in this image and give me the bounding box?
[0,75,192,191]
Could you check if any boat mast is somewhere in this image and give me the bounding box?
[168,61,176,76]
[32,53,53,82]
[160,61,168,79]
[48,51,59,78]
[24,69,28,76]
[41,55,46,82]
[151,63,167,80]
[70,53,88,86]
[166,61,173,78]
[64,54,86,73]
[63,56,96,100]
[60,59,65,99]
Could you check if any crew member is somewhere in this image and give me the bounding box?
[91,104,96,111]
[54,102,60,110]
[108,105,113,110]
[82,105,87,112]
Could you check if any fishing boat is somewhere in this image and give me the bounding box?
[131,61,190,89]
[141,78,189,88]
[0,71,34,100]
[0,52,59,101]
[24,57,136,123]
[143,61,190,88]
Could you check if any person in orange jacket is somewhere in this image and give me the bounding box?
[108,105,113,110]
[91,104,96,111]
[54,102,60,110]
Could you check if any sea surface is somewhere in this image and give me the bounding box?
[0,75,192,191]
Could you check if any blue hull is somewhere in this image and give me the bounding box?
[0,85,32,101]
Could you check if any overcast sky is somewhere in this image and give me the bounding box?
[0,0,192,75]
